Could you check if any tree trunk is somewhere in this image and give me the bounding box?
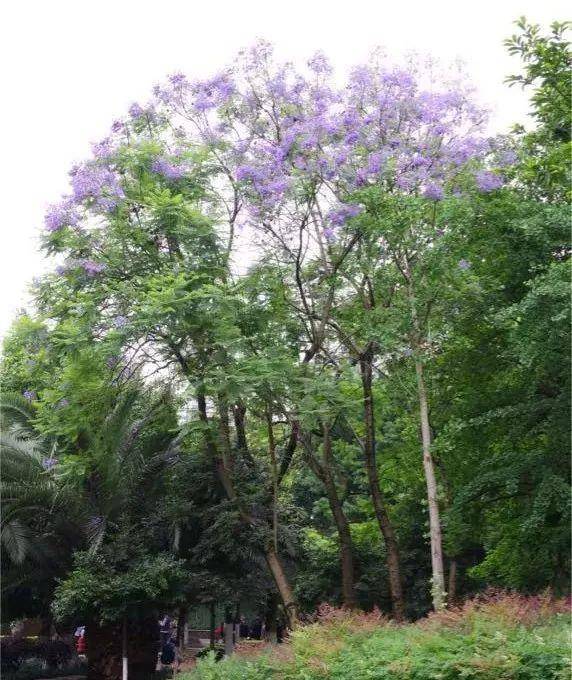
[359,353,405,621]
[448,559,458,606]
[323,476,357,609]
[264,592,279,643]
[121,616,128,680]
[209,602,216,650]
[177,605,188,650]
[304,425,357,609]
[266,405,279,552]
[415,358,446,611]
[197,390,298,624]
[265,545,297,627]
[86,617,158,680]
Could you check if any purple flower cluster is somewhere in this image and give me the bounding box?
[474,170,503,192]
[128,102,156,121]
[44,199,81,232]
[56,259,106,277]
[423,182,445,201]
[70,163,124,211]
[23,390,36,401]
[151,157,188,180]
[192,73,235,112]
[458,259,471,270]
[91,137,117,159]
[327,203,363,226]
[45,43,502,267]
[41,457,58,471]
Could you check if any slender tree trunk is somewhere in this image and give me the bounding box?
[403,263,446,611]
[304,425,357,609]
[197,389,298,624]
[322,474,357,609]
[266,405,279,552]
[359,353,405,621]
[177,605,187,651]
[265,545,297,627]
[264,592,279,643]
[122,616,128,680]
[209,602,216,650]
[414,358,446,610]
[448,559,458,606]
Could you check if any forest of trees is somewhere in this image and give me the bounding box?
[1,18,570,680]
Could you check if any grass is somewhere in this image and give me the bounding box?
[182,592,571,679]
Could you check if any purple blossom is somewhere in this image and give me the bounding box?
[475,170,503,192]
[497,150,518,167]
[151,157,187,180]
[169,72,188,88]
[111,119,124,133]
[366,152,385,175]
[58,258,106,277]
[57,398,69,408]
[91,137,116,159]
[70,164,124,210]
[44,199,81,232]
[114,315,128,328]
[327,203,363,226]
[458,259,471,270]
[80,259,106,276]
[423,182,444,201]
[41,457,58,471]
[235,164,262,182]
[323,227,336,241]
[307,51,332,75]
[128,102,145,119]
[23,390,36,401]
[192,73,235,112]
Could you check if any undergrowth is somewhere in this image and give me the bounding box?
[184,592,571,679]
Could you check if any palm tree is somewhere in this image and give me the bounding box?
[1,387,181,679]
[1,393,64,564]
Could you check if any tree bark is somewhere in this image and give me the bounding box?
[448,559,458,606]
[266,405,279,552]
[197,389,298,625]
[414,358,446,611]
[303,426,357,609]
[403,263,447,611]
[209,602,216,650]
[264,545,297,627]
[359,353,405,621]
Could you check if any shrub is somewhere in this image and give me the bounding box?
[182,592,571,679]
[0,637,76,676]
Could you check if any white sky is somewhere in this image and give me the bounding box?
[0,0,569,340]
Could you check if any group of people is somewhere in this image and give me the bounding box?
[158,614,179,669]
[214,615,285,643]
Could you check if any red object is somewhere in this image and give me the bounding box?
[76,634,86,654]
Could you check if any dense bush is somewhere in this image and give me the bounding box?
[0,637,75,675]
[185,593,571,679]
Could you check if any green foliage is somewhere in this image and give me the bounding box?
[52,550,186,624]
[185,595,570,679]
